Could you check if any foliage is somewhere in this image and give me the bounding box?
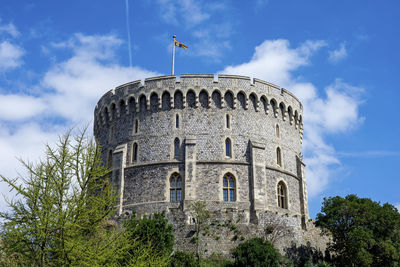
[284,242,325,267]
[123,211,174,258]
[0,129,168,266]
[231,237,283,267]
[169,251,199,267]
[190,201,212,261]
[315,194,400,267]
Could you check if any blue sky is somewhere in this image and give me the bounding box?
[0,0,399,217]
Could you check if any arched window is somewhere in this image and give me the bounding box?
[128,97,135,114]
[226,114,230,129]
[225,138,232,158]
[132,143,138,163]
[170,173,182,202]
[224,92,234,109]
[276,147,282,167]
[212,91,221,108]
[277,181,287,209]
[279,103,285,120]
[139,95,147,112]
[174,91,183,109]
[175,114,179,128]
[186,90,196,108]
[134,119,139,134]
[275,124,280,138]
[150,93,158,112]
[237,92,246,109]
[174,138,180,158]
[223,173,236,202]
[162,91,171,110]
[199,90,209,108]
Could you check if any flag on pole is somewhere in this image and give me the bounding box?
[174,39,188,49]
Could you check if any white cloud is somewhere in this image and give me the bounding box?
[0,94,46,121]
[221,39,326,86]
[42,33,159,122]
[0,33,160,210]
[328,42,347,63]
[0,22,20,38]
[0,122,61,210]
[295,79,363,134]
[220,39,363,197]
[0,40,24,71]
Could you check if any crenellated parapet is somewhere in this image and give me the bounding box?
[94,74,303,136]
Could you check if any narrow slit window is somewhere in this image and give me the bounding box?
[170,173,182,202]
[225,138,232,158]
[226,114,230,129]
[276,124,280,138]
[134,119,139,134]
[132,143,138,163]
[176,114,179,128]
[223,173,236,202]
[276,147,282,167]
[174,138,180,158]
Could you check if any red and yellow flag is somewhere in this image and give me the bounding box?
[174,39,188,49]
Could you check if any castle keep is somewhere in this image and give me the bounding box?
[94,74,322,254]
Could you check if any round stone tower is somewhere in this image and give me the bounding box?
[94,74,315,253]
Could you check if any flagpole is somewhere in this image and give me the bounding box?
[172,35,176,75]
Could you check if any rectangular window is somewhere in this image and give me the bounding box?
[226,114,230,129]
[176,114,179,128]
[176,189,182,201]
[170,190,175,202]
[223,189,228,201]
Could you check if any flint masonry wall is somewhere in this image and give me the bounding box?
[93,74,325,255]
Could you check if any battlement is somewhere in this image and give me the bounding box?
[94,74,303,131]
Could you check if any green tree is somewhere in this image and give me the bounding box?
[315,194,400,267]
[189,201,212,261]
[123,211,175,258]
[231,237,282,267]
[0,129,167,266]
[169,251,199,267]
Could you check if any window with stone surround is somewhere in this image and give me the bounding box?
[175,114,179,128]
[132,143,138,163]
[170,173,182,202]
[174,138,180,158]
[275,124,280,138]
[223,173,236,202]
[225,138,232,158]
[277,181,287,209]
[134,119,139,134]
[226,114,230,129]
[277,147,282,167]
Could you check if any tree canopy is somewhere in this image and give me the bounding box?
[315,194,400,267]
[0,129,168,266]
